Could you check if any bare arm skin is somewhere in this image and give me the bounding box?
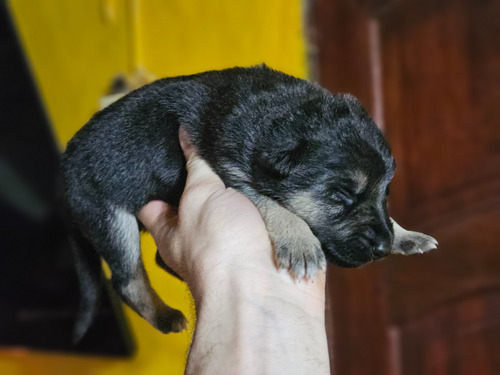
[138,130,330,375]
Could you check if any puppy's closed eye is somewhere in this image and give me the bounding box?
[330,188,355,207]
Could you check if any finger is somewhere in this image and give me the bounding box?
[138,200,178,240]
[178,126,196,160]
[138,201,185,277]
[178,127,225,197]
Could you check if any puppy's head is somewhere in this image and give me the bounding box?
[253,93,396,267]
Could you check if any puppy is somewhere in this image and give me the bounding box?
[61,65,437,340]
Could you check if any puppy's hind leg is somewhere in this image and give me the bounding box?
[108,207,187,333]
[91,206,186,333]
[390,218,438,255]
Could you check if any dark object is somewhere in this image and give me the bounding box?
[0,1,134,356]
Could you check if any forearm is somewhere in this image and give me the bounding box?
[185,266,330,375]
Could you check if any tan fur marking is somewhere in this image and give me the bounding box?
[352,170,368,194]
[252,195,326,279]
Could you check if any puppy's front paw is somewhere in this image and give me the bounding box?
[250,194,326,279]
[390,218,438,255]
[272,231,326,280]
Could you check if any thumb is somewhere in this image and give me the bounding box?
[137,200,178,242]
[178,127,225,197]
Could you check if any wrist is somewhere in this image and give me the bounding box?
[185,257,329,375]
[188,247,326,314]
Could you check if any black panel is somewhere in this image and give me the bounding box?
[0,1,134,356]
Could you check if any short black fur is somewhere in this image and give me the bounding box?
[62,65,397,339]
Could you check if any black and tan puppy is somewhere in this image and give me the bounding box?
[61,65,437,340]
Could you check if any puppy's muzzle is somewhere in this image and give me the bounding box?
[371,241,392,260]
[362,224,393,261]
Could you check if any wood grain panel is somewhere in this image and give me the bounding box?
[394,290,500,375]
[315,0,500,374]
[314,1,392,373]
[314,0,373,105]
[380,0,500,226]
[379,0,500,322]
[383,210,500,324]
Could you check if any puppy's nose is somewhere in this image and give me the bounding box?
[372,241,391,259]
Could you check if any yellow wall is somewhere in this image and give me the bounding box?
[1,0,307,374]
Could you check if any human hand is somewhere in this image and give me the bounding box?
[138,128,329,374]
[138,128,274,293]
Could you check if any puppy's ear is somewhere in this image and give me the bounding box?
[390,218,438,255]
[257,139,309,178]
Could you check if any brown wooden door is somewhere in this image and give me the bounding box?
[314,0,500,374]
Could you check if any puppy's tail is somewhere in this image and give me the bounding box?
[69,229,103,343]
